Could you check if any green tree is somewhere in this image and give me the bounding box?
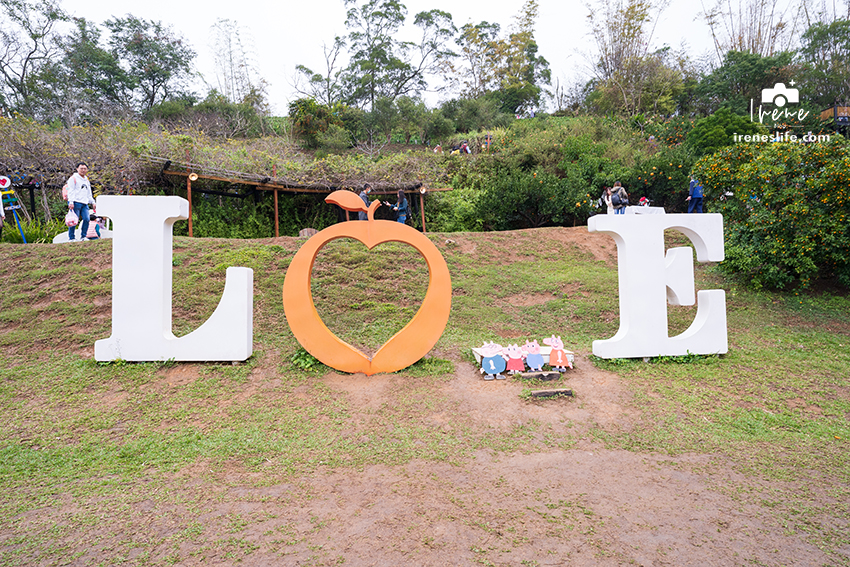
[56,17,135,124]
[452,1,550,115]
[104,15,197,113]
[587,48,685,116]
[585,0,685,116]
[0,0,67,118]
[369,96,398,142]
[439,97,512,132]
[288,97,341,148]
[395,95,427,143]
[423,107,455,144]
[694,50,795,115]
[686,107,765,156]
[799,19,850,108]
[341,0,455,109]
[454,21,501,97]
[493,0,550,114]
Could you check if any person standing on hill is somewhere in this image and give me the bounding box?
[687,177,704,213]
[66,162,94,241]
[612,181,629,214]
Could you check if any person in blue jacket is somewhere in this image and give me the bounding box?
[687,177,704,213]
[386,189,408,223]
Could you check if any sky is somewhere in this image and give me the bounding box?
[58,0,721,114]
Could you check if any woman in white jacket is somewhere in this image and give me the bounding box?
[65,162,94,241]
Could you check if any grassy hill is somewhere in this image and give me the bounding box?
[1,228,849,566]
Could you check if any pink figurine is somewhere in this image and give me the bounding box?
[504,343,525,374]
[543,335,572,372]
[523,340,545,372]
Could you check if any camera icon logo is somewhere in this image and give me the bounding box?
[761,83,799,107]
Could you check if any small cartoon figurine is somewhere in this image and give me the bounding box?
[523,339,545,372]
[479,341,507,380]
[504,343,525,374]
[543,335,572,372]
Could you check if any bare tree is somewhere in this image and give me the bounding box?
[700,0,805,62]
[801,0,850,26]
[586,0,669,81]
[584,0,682,115]
[209,19,260,104]
[549,76,588,114]
[292,36,347,106]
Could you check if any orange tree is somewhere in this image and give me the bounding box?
[625,145,695,211]
[693,138,850,290]
[474,166,596,230]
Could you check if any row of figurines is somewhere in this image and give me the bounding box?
[478,336,573,380]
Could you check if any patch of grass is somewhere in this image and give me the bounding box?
[399,357,454,377]
[290,346,325,372]
[2,230,850,564]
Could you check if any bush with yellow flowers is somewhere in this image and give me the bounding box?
[693,137,850,290]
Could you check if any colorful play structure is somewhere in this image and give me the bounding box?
[0,176,28,243]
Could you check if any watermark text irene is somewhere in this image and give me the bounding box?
[753,105,810,124]
[733,132,830,143]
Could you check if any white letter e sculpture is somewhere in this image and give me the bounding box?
[94,196,253,362]
[587,213,727,359]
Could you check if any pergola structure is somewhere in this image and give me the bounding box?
[141,155,451,237]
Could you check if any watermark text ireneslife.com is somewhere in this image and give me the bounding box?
[733,132,831,144]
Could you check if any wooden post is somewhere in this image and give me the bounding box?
[274,190,279,237]
[529,389,573,399]
[187,176,193,237]
[419,188,427,233]
[185,150,193,237]
[273,164,279,237]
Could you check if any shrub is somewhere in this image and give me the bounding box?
[626,145,696,211]
[642,116,693,147]
[693,137,850,290]
[0,217,67,244]
[317,124,352,153]
[171,191,340,239]
[475,166,594,230]
[686,108,765,157]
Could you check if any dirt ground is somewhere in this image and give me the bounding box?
[57,357,826,567]
[300,361,826,566]
[4,227,838,566]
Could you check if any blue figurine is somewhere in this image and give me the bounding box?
[479,341,507,380]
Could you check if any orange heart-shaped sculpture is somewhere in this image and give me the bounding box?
[283,191,452,375]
